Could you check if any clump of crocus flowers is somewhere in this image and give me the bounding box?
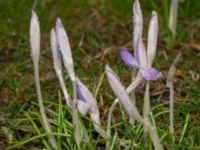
[106,0,163,149]
[29,0,181,149]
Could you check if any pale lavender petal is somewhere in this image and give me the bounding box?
[76,79,101,125]
[120,48,138,68]
[136,37,148,70]
[105,65,144,123]
[147,11,158,66]
[141,67,163,81]
[76,79,98,112]
[133,0,143,58]
[50,28,62,71]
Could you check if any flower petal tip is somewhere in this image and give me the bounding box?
[56,17,62,28]
[152,11,157,16]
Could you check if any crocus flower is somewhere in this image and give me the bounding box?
[121,39,162,81]
[55,17,75,81]
[121,3,162,81]
[76,79,101,125]
[30,11,57,149]
[30,11,40,62]
[105,65,144,124]
[50,28,72,106]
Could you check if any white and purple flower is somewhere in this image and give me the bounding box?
[76,79,101,125]
[121,1,162,81]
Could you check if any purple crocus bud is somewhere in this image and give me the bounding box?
[105,65,144,124]
[77,79,101,125]
[147,11,158,66]
[56,17,75,81]
[50,28,62,72]
[133,0,143,57]
[120,48,138,68]
[30,11,40,62]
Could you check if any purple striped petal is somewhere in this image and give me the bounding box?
[120,48,138,68]
[141,67,163,81]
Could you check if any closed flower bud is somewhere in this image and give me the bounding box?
[133,0,143,56]
[30,11,40,62]
[56,17,75,81]
[50,28,62,72]
[105,65,144,124]
[77,79,101,125]
[147,11,158,66]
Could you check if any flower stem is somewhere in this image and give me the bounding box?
[33,61,57,149]
[143,81,150,133]
[106,99,119,149]
[147,123,163,150]
[169,82,174,137]
[72,79,81,149]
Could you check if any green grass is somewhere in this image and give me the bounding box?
[0,0,200,149]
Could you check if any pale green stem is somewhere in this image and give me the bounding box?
[129,70,137,125]
[72,79,81,149]
[57,71,71,106]
[142,81,163,149]
[143,81,151,133]
[106,99,119,149]
[33,61,57,149]
[126,76,143,93]
[169,82,175,145]
[147,123,163,150]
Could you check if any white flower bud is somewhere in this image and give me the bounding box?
[105,65,144,124]
[56,17,75,81]
[30,11,40,62]
[147,11,158,66]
